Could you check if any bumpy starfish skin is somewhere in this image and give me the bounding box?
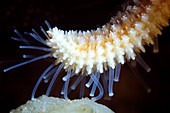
[47,0,170,75]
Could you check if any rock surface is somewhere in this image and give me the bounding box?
[10,95,114,113]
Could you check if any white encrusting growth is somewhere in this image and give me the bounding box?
[10,95,115,113]
[3,0,170,101]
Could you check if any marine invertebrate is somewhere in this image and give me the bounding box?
[3,0,170,101]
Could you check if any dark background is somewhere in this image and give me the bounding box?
[0,0,170,113]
